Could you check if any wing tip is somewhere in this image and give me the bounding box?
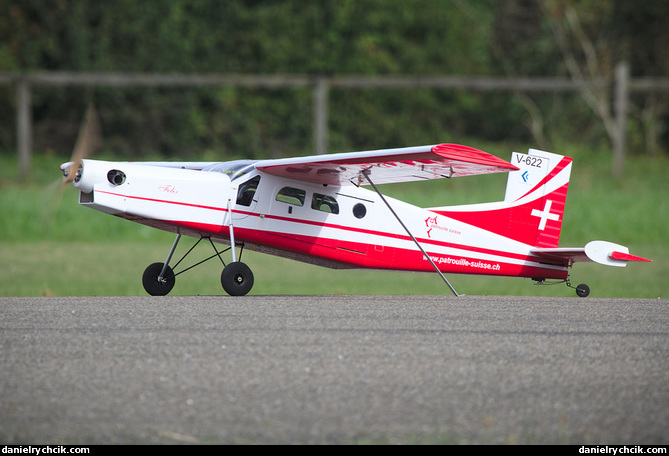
[431,143,519,171]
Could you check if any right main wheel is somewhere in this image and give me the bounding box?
[221,262,254,296]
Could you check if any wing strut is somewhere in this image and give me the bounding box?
[362,170,461,297]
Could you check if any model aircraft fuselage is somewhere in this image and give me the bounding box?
[61,144,650,297]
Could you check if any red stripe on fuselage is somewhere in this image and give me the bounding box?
[103,190,564,278]
[96,190,229,213]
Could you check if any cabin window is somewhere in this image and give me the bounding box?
[311,193,339,214]
[236,176,261,206]
[276,186,306,206]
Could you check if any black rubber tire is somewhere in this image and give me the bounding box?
[221,262,254,296]
[142,262,175,296]
[576,283,590,298]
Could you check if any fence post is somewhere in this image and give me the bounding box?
[613,61,629,177]
[17,77,32,179]
[313,78,328,155]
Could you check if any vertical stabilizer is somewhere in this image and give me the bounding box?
[505,150,553,202]
[505,149,572,247]
[430,149,572,248]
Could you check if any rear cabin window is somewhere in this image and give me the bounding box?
[311,193,339,214]
[276,187,306,206]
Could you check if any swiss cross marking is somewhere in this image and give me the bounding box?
[531,200,560,230]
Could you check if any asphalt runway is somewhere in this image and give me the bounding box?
[1,295,667,445]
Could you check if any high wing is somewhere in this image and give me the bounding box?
[255,143,519,186]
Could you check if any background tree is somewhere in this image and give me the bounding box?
[0,0,666,162]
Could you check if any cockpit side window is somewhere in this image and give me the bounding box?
[236,176,261,206]
[311,193,339,214]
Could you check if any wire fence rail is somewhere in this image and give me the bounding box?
[2,63,669,178]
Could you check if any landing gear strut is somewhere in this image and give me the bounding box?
[141,234,254,296]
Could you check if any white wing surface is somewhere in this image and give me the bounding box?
[255,143,518,186]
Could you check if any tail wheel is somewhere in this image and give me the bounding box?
[576,283,590,298]
[221,262,254,296]
[142,262,175,296]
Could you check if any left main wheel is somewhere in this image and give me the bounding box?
[142,262,175,296]
[221,262,254,296]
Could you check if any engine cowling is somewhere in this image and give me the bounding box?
[62,159,236,229]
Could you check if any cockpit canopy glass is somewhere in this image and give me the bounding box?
[202,160,258,181]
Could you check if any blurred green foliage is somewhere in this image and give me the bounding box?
[0,0,668,160]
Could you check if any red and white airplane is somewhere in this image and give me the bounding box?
[60,143,650,297]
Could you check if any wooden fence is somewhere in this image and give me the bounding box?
[2,62,669,178]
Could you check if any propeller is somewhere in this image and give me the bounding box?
[61,102,102,184]
[45,103,102,230]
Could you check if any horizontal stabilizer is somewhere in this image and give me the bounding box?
[532,240,651,267]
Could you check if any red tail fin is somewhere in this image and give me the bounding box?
[430,149,573,248]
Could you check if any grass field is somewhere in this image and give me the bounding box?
[1,144,667,298]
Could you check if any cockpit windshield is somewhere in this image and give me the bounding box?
[201,160,258,181]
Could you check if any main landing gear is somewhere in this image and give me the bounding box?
[534,276,590,297]
[141,234,254,297]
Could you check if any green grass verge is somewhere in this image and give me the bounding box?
[1,241,664,298]
[1,145,666,298]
